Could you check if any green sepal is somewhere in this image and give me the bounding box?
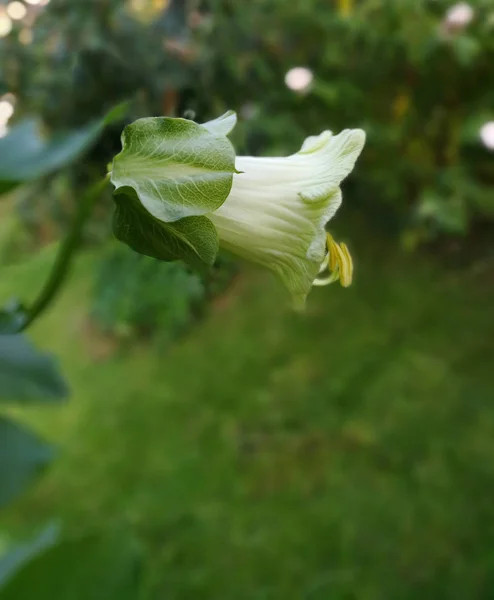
[113,190,219,269]
[110,114,238,224]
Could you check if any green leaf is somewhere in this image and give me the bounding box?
[0,534,142,600]
[0,103,128,194]
[0,417,54,509]
[110,115,237,223]
[0,335,69,403]
[0,524,60,588]
[113,192,219,268]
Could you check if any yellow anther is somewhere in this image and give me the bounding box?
[338,242,353,287]
[314,233,354,288]
[326,234,339,273]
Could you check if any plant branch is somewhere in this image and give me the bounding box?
[19,175,110,332]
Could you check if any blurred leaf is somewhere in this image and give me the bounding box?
[92,243,206,345]
[417,190,468,234]
[0,335,69,403]
[0,103,128,195]
[0,534,142,600]
[113,193,218,267]
[0,524,60,588]
[451,35,481,67]
[0,417,54,509]
[464,181,494,217]
[110,115,237,222]
[102,102,130,125]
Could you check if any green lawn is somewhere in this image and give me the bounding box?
[2,216,494,599]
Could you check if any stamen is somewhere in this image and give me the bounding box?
[314,233,354,287]
[313,270,340,286]
[326,234,339,273]
[338,242,353,287]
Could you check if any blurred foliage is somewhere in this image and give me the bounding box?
[3,217,494,599]
[0,0,192,237]
[193,0,494,242]
[0,533,141,600]
[91,244,205,345]
[0,84,143,596]
[0,1,493,596]
[2,0,189,126]
[0,523,59,587]
[0,91,110,527]
[91,244,238,346]
[0,417,54,509]
[0,334,68,402]
[2,0,493,243]
[0,0,221,348]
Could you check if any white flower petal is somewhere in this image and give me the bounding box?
[201,111,237,137]
[209,128,366,308]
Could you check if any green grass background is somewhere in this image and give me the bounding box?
[1,215,494,599]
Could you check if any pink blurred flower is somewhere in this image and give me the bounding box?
[444,2,474,31]
[284,67,313,93]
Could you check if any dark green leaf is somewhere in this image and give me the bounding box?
[113,192,219,268]
[0,335,69,403]
[0,534,142,600]
[0,523,60,588]
[0,103,128,194]
[0,417,54,509]
[110,114,237,222]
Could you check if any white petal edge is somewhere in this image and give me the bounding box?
[201,111,238,137]
[297,128,366,201]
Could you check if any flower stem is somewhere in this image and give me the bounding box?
[20,175,110,332]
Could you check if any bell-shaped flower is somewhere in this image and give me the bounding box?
[110,111,365,309]
[208,128,366,309]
